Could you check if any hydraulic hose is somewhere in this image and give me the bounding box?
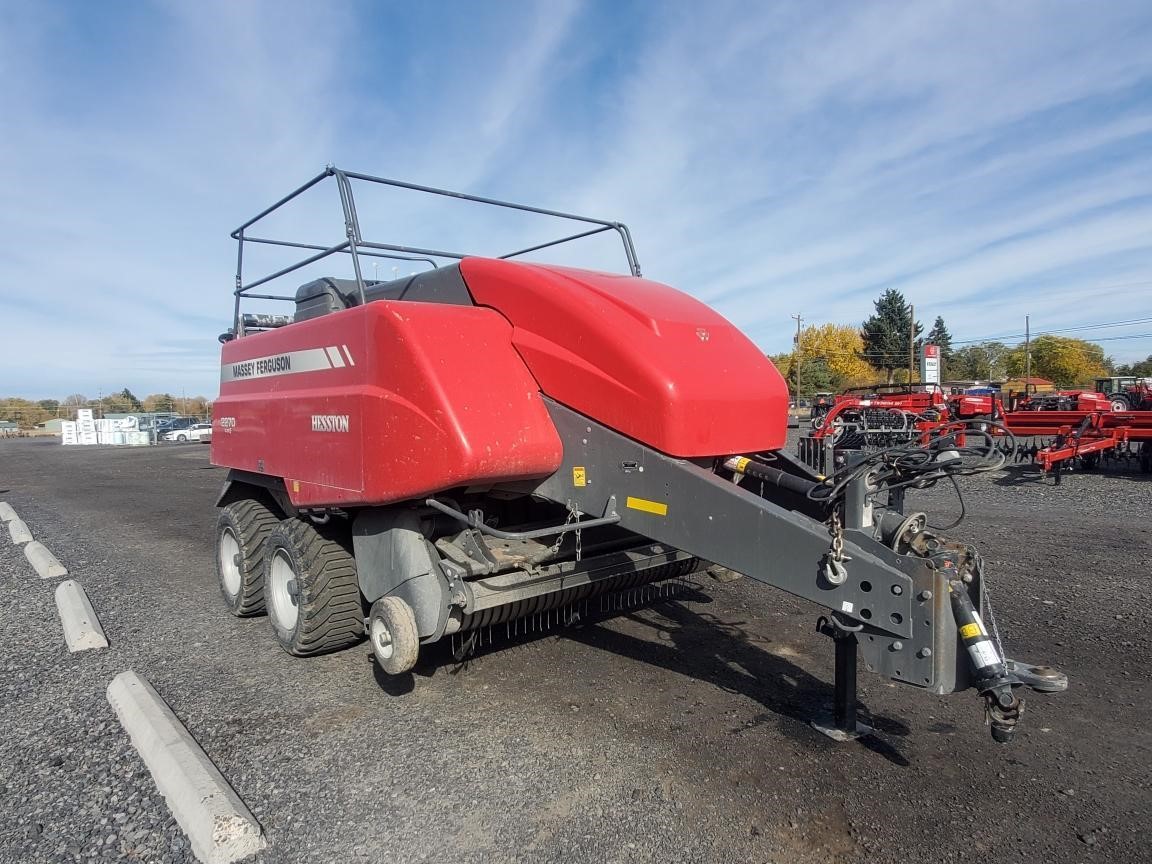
[723,456,820,498]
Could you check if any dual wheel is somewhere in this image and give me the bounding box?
[215,499,419,673]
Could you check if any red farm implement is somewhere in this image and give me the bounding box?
[797,384,993,473]
[995,403,1152,481]
[799,382,1152,483]
[210,167,1066,743]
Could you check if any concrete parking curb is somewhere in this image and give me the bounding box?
[0,502,16,522]
[24,541,67,578]
[8,518,33,544]
[54,579,109,652]
[106,671,267,864]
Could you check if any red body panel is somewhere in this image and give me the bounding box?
[212,301,563,507]
[1075,392,1111,412]
[213,259,790,505]
[461,259,788,456]
[949,394,993,418]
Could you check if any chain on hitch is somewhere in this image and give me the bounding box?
[820,507,850,586]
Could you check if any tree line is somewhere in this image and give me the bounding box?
[0,390,212,428]
[771,287,1144,395]
[4,292,1149,425]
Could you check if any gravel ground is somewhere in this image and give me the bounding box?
[0,437,1149,863]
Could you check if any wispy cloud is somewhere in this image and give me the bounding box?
[1,1,1150,400]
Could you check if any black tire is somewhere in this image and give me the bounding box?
[1109,393,1130,412]
[264,518,364,656]
[176,433,188,442]
[216,499,279,617]
[367,596,420,675]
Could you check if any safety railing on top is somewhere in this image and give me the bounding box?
[229,166,642,336]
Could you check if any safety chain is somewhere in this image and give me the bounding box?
[973,550,1006,658]
[828,507,845,562]
[547,504,580,559]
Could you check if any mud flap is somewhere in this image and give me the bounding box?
[353,509,450,642]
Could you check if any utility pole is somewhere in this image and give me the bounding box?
[791,314,803,401]
[1024,315,1031,395]
[908,304,915,387]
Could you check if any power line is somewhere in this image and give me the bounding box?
[1079,332,1152,343]
[950,316,1152,346]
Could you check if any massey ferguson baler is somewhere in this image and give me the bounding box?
[211,167,1065,743]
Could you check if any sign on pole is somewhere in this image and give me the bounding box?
[921,344,940,385]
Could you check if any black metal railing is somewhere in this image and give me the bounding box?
[230,166,642,336]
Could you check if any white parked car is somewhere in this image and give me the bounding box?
[164,422,212,442]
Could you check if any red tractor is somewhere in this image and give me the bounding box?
[210,167,1064,742]
[1094,376,1152,411]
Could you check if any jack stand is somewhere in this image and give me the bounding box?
[812,621,872,741]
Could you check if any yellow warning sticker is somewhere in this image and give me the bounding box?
[291,479,300,493]
[572,466,586,487]
[959,622,982,640]
[625,496,668,516]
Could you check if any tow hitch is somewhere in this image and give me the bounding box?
[803,425,1068,743]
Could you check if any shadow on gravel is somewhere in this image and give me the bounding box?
[565,601,911,766]
[992,464,1047,487]
[369,590,912,765]
[371,660,417,696]
[993,462,1152,487]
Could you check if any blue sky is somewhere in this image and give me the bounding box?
[2,1,1151,399]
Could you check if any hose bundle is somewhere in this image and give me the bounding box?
[807,421,1016,524]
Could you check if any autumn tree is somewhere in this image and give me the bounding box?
[90,388,147,415]
[1005,336,1109,388]
[143,393,177,413]
[0,398,53,428]
[184,396,213,419]
[861,289,921,384]
[798,323,876,387]
[949,341,1010,381]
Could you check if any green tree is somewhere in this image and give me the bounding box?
[925,315,953,375]
[949,341,1010,381]
[861,289,922,384]
[1116,355,1152,376]
[791,357,836,396]
[1005,336,1110,388]
[118,388,143,411]
[98,388,144,415]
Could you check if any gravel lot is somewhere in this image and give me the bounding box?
[0,437,1149,863]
